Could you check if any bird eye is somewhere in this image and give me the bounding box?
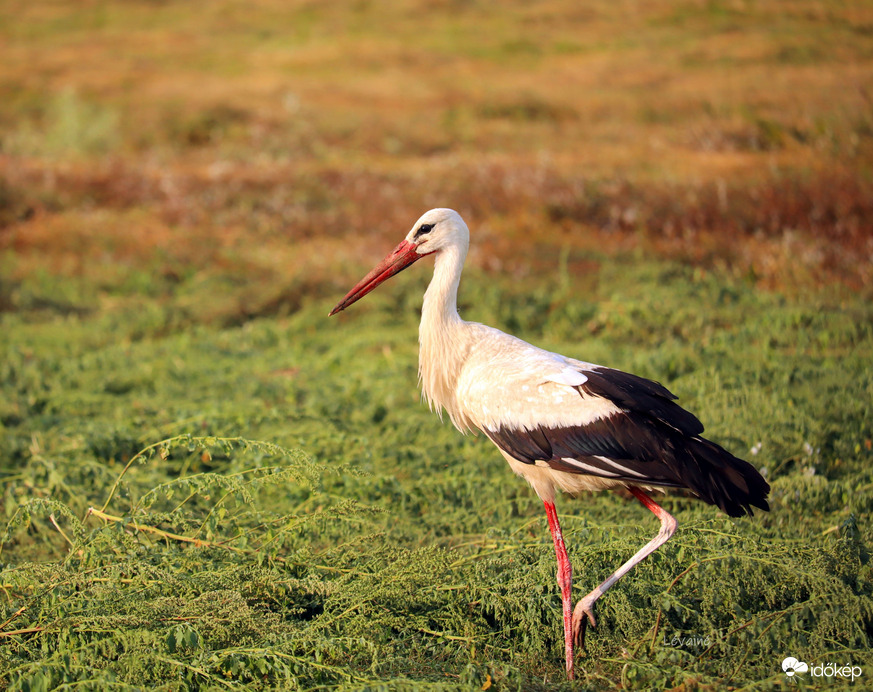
[416,223,434,237]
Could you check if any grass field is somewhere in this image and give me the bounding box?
[2,1,873,689]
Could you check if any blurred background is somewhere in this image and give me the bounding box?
[1,0,871,322]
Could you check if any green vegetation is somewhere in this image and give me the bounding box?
[2,261,872,689]
[1,0,872,689]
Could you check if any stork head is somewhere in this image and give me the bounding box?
[329,208,469,316]
[402,207,470,254]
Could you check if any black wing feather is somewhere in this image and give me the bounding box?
[486,366,770,517]
[581,367,704,436]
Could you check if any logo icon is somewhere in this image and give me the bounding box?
[783,657,809,677]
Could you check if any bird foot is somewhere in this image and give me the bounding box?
[572,595,598,648]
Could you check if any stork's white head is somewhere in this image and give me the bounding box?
[404,208,470,256]
[329,208,469,316]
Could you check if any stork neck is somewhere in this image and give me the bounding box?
[421,244,465,327]
[418,243,472,430]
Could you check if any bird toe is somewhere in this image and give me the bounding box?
[572,600,597,648]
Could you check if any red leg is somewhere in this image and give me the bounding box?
[572,487,678,647]
[544,500,575,679]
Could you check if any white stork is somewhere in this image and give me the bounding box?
[329,208,770,679]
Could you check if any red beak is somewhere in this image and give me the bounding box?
[329,239,423,316]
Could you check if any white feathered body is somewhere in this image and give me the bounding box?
[417,244,628,502]
[421,316,627,501]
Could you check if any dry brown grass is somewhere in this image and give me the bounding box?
[1,0,872,300]
[3,156,870,299]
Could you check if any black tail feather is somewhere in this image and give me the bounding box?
[681,436,770,517]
